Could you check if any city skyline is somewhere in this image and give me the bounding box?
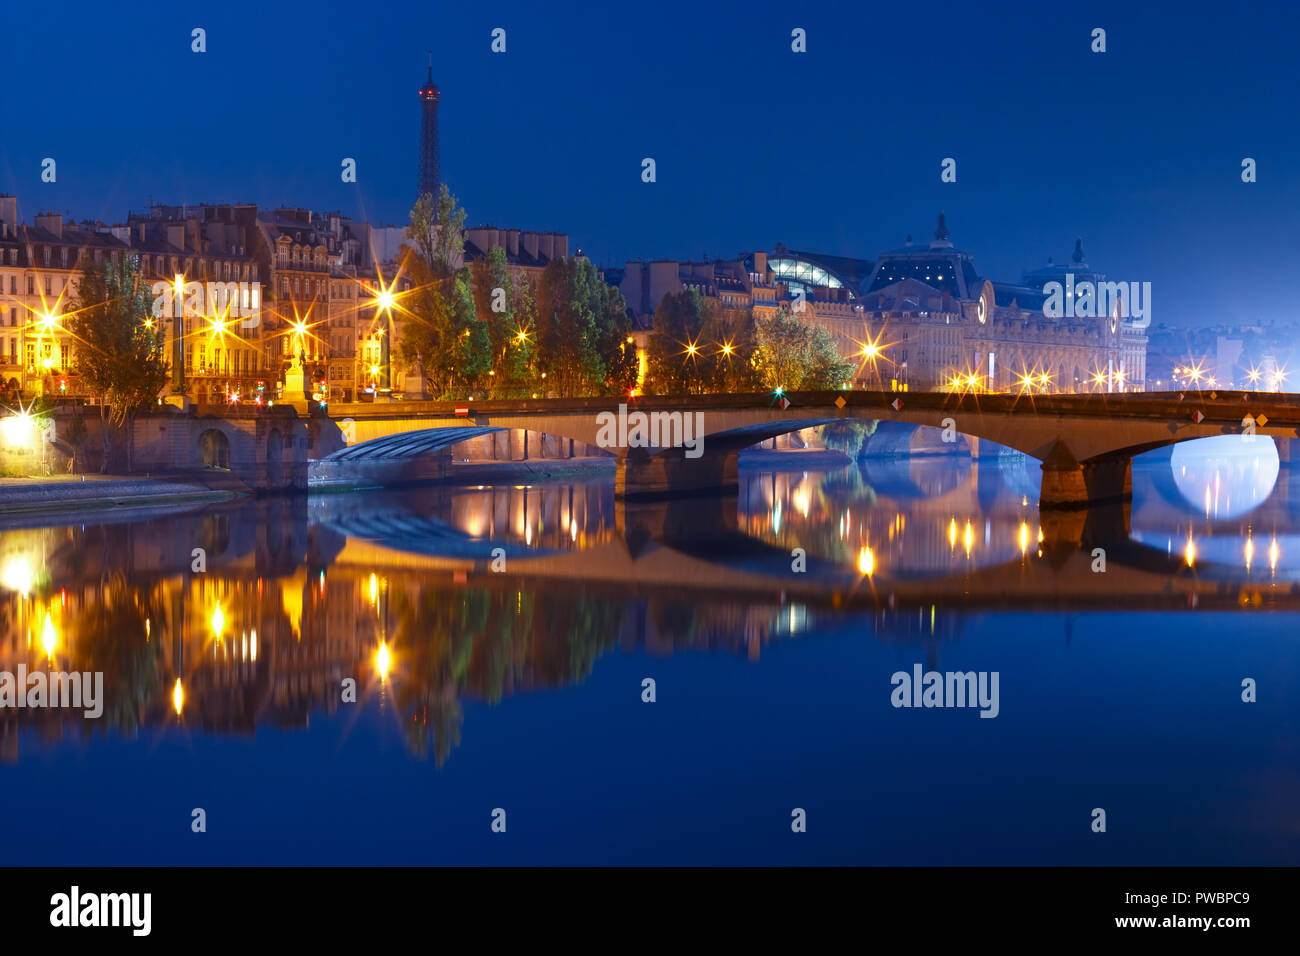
[5,0,1299,329]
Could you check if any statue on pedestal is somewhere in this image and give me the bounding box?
[284,345,309,401]
[403,350,431,399]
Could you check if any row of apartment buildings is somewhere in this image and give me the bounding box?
[0,195,569,404]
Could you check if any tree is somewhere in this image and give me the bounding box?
[817,419,878,458]
[446,269,492,393]
[646,293,760,395]
[407,184,467,280]
[471,246,535,396]
[752,307,854,392]
[647,290,709,394]
[396,187,486,396]
[536,257,636,396]
[67,255,168,472]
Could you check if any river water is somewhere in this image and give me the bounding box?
[0,439,1295,864]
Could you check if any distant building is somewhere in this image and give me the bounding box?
[463,226,568,278]
[620,215,1148,393]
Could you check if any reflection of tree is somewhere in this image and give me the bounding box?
[820,462,874,500]
[388,586,621,764]
[75,580,164,736]
[647,599,787,653]
[744,466,879,560]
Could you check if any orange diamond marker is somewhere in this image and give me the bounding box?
[835,396,846,409]
[1256,413,1269,427]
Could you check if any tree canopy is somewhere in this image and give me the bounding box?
[67,254,168,423]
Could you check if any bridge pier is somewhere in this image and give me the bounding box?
[1275,435,1293,465]
[615,492,740,556]
[615,447,739,499]
[1040,441,1131,508]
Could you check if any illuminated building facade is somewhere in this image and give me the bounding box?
[619,216,1148,393]
[126,203,268,404]
[0,198,136,398]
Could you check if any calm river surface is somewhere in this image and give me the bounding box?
[0,439,1296,865]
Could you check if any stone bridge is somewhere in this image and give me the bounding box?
[316,390,1300,508]
[128,405,309,491]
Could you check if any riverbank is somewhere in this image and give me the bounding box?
[0,448,858,515]
[0,475,245,520]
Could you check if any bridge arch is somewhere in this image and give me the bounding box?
[198,428,230,470]
[322,426,507,462]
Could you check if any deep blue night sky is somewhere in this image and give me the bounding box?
[3,0,1298,327]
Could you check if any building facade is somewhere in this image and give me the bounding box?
[619,216,1149,394]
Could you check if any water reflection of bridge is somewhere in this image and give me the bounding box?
[311,492,1300,613]
[4,463,1298,765]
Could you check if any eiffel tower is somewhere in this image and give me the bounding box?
[417,53,440,202]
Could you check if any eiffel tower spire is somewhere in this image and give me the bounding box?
[417,52,441,202]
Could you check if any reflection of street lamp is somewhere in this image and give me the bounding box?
[173,274,187,394]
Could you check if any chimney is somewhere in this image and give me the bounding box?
[506,229,519,257]
[522,231,539,261]
[553,234,568,258]
[35,212,62,239]
[0,195,16,239]
[752,251,767,276]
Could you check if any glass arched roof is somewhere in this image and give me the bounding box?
[769,256,850,297]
